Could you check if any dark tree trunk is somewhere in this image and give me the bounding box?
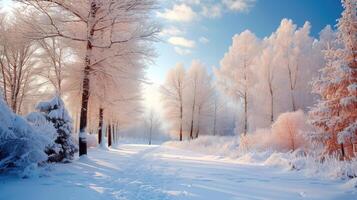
[98,107,103,145]
[79,1,98,156]
[189,119,194,140]
[108,124,112,147]
[189,91,196,140]
[179,102,183,141]
[270,87,274,123]
[340,143,345,160]
[79,66,89,156]
[195,126,199,139]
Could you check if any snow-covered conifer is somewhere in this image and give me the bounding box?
[309,0,357,158]
[36,95,77,162]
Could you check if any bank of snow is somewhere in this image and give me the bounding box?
[164,136,357,183]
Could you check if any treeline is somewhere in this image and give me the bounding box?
[0,0,159,165]
[161,0,356,159]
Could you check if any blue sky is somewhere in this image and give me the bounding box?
[149,0,343,86]
[0,0,344,111]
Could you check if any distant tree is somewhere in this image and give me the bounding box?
[145,109,161,145]
[259,41,278,123]
[185,60,213,139]
[214,30,259,135]
[161,64,186,141]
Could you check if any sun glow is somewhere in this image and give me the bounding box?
[0,0,13,12]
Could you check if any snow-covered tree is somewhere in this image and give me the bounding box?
[19,0,159,156]
[214,30,259,135]
[161,63,186,141]
[257,39,278,123]
[36,95,77,162]
[144,109,161,145]
[309,0,357,158]
[210,91,237,136]
[251,20,320,129]
[36,37,76,96]
[0,91,50,174]
[185,60,213,139]
[0,16,42,114]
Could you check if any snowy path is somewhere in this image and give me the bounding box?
[0,144,355,200]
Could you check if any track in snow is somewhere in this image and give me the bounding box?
[0,144,355,200]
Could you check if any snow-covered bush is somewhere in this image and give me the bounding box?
[35,95,77,162]
[241,110,311,152]
[0,93,50,174]
[26,112,61,159]
[26,112,58,144]
[271,110,311,151]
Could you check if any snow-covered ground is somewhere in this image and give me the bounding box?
[0,144,356,200]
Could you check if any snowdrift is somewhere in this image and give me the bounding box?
[164,135,357,180]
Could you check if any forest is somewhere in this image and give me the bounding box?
[0,0,356,200]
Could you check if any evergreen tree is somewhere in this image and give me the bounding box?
[309,0,357,158]
[36,95,78,162]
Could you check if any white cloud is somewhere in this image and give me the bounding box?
[179,0,201,5]
[174,47,192,55]
[168,36,196,48]
[157,4,197,22]
[160,26,184,36]
[222,0,256,12]
[201,4,222,18]
[199,36,210,44]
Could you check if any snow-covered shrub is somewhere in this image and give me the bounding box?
[36,95,77,162]
[271,110,311,151]
[0,93,49,174]
[26,112,58,144]
[26,112,61,159]
[241,110,311,152]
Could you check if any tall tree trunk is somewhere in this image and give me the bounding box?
[0,62,8,102]
[290,89,296,112]
[195,106,201,138]
[340,143,345,160]
[111,124,115,145]
[179,101,183,141]
[287,64,297,112]
[115,122,119,144]
[189,117,194,140]
[189,85,197,140]
[270,87,274,123]
[243,90,248,136]
[79,1,97,156]
[79,66,89,156]
[149,123,152,145]
[98,107,103,145]
[108,124,112,147]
